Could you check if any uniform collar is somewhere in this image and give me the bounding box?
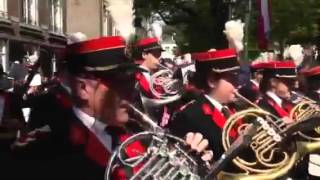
[72,107,106,131]
[250,79,259,87]
[204,94,224,111]
[266,91,282,107]
[139,65,151,73]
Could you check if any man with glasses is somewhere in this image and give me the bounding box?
[10,36,212,180]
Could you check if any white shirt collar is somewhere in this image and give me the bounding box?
[266,91,283,107]
[73,107,103,129]
[204,94,224,111]
[139,65,151,81]
[250,79,259,87]
[72,107,111,151]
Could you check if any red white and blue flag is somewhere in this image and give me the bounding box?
[257,0,271,49]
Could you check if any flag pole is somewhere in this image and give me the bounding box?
[244,0,252,62]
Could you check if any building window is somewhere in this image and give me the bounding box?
[102,10,112,36]
[0,0,7,18]
[102,0,118,36]
[0,40,8,73]
[22,0,38,26]
[102,1,112,36]
[50,0,63,34]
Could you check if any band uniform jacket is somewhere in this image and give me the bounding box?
[9,106,145,180]
[168,95,239,161]
[258,95,294,118]
[26,83,72,130]
[258,94,308,179]
[0,91,25,147]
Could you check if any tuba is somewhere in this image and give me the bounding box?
[218,92,320,180]
[105,104,211,180]
[140,63,183,107]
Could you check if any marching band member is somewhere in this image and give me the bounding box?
[10,36,212,180]
[169,48,241,161]
[134,37,164,99]
[133,37,171,126]
[257,61,297,123]
[301,66,320,180]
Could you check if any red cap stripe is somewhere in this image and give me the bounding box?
[250,62,270,69]
[302,66,320,77]
[192,49,237,62]
[68,36,125,54]
[137,37,160,47]
[262,61,296,69]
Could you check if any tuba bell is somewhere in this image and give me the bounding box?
[140,63,183,108]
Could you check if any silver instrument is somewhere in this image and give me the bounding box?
[104,104,210,180]
[140,63,182,108]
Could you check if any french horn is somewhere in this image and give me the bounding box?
[104,104,211,180]
[140,63,183,107]
[290,91,320,141]
[218,92,320,180]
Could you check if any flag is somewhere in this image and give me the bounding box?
[257,0,271,49]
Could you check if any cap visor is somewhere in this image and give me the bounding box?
[91,63,147,78]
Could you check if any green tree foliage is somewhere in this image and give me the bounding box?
[134,0,229,52]
[271,0,320,46]
[133,0,320,53]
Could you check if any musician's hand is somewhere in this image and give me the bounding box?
[185,132,213,161]
[282,116,294,125]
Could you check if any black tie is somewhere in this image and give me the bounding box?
[105,126,123,150]
[221,106,231,119]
